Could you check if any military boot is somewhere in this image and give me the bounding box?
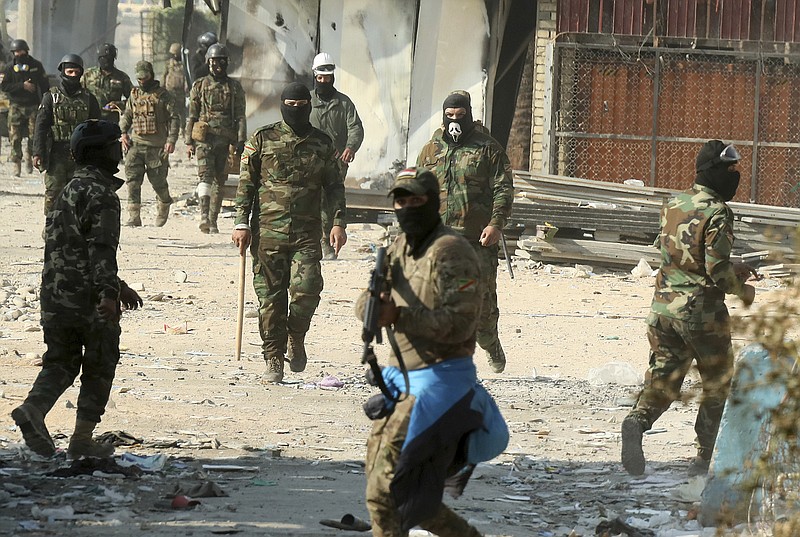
[621,414,647,476]
[262,355,285,384]
[12,161,21,177]
[288,333,308,372]
[125,203,142,227]
[155,201,171,227]
[67,419,114,459]
[208,191,223,233]
[24,156,33,174]
[485,341,506,373]
[199,196,211,233]
[11,403,56,457]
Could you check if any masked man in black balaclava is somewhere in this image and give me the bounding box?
[354,166,508,537]
[309,52,364,260]
[231,81,346,385]
[32,54,101,216]
[416,90,514,374]
[621,139,757,479]
[83,43,133,124]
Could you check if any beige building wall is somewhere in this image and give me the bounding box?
[530,0,557,173]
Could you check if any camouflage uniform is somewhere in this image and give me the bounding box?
[33,84,101,214]
[82,66,133,123]
[627,183,750,460]
[119,74,179,224]
[234,121,343,365]
[187,74,246,232]
[416,125,514,369]
[162,57,187,134]
[310,90,363,256]
[0,53,48,170]
[355,222,486,537]
[24,165,124,424]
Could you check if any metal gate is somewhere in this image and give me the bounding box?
[549,43,800,207]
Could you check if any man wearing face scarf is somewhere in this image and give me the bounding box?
[309,52,364,260]
[83,43,133,124]
[621,140,757,478]
[119,61,179,227]
[232,82,345,384]
[354,167,508,537]
[0,39,48,177]
[186,43,247,234]
[33,54,101,215]
[416,91,514,374]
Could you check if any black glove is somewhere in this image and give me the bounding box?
[119,281,143,311]
[235,141,245,156]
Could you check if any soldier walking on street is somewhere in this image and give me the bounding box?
[621,140,757,477]
[119,61,179,227]
[416,91,514,374]
[186,43,246,234]
[355,167,508,537]
[0,39,48,177]
[163,43,188,136]
[232,82,346,384]
[83,43,132,124]
[309,52,363,260]
[33,54,101,215]
[11,119,142,460]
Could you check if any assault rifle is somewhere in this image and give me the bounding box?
[361,247,408,410]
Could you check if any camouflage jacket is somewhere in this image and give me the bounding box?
[649,184,747,323]
[310,90,364,154]
[356,222,481,370]
[40,165,124,327]
[33,83,101,157]
[186,75,247,144]
[162,58,187,96]
[119,82,179,146]
[416,126,514,241]
[0,55,48,107]
[82,66,133,111]
[235,121,345,249]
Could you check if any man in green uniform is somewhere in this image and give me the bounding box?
[232,82,346,384]
[416,91,514,374]
[0,39,48,176]
[186,43,247,234]
[355,167,507,537]
[119,61,179,227]
[621,140,757,477]
[82,43,132,124]
[11,119,142,459]
[309,52,363,259]
[33,54,101,214]
[163,43,187,137]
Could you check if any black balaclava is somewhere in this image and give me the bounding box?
[98,55,113,71]
[395,191,441,252]
[442,92,475,145]
[60,65,83,95]
[280,82,313,136]
[140,78,159,92]
[315,74,336,100]
[82,143,123,175]
[695,140,740,202]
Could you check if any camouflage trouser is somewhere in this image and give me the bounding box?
[196,139,229,193]
[24,320,121,423]
[124,143,172,204]
[250,232,324,358]
[7,103,36,162]
[470,242,501,353]
[365,395,481,537]
[43,143,77,214]
[628,313,734,458]
[320,161,347,247]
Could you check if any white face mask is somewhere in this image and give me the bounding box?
[447,121,463,143]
